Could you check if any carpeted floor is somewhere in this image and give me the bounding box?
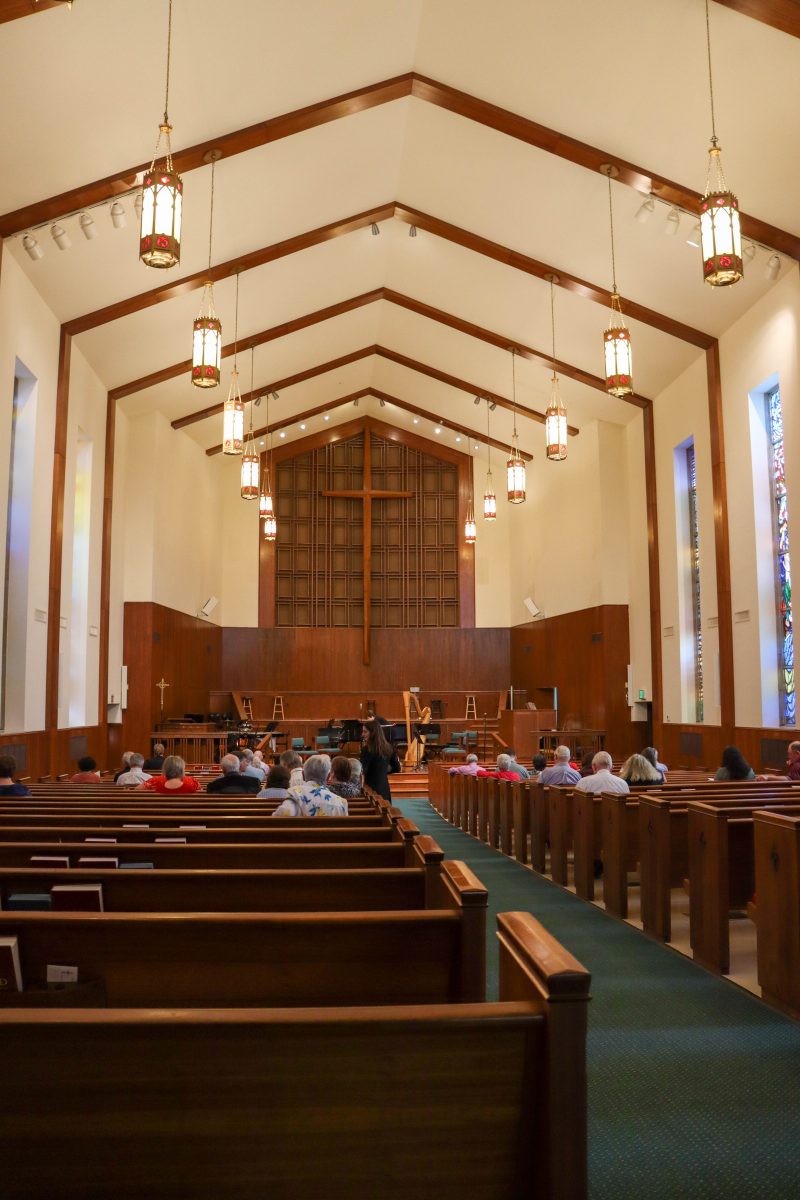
[397,798,800,1200]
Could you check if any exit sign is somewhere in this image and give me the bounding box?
[638,689,645,700]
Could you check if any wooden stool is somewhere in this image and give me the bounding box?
[272,696,285,720]
[242,696,254,722]
[465,694,477,720]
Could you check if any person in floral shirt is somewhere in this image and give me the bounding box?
[272,754,347,816]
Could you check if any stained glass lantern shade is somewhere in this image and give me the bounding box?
[700,191,742,287]
[240,437,259,499]
[139,169,182,268]
[545,376,568,461]
[604,295,633,398]
[264,512,277,542]
[222,368,244,456]
[483,477,497,521]
[464,512,476,544]
[192,284,222,388]
[507,441,526,504]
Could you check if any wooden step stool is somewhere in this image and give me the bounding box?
[242,696,254,722]
[465,694,477,720]
[272,696,285,721]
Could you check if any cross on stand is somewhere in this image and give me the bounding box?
[156,677,170,716]
[322,434,411,665]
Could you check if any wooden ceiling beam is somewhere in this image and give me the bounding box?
[713,0,800,39]
[394,204,713,349]
[172,346,376,430]
[368,389,534,461]
[109,289,384,401]
[64,204,394,337]
[1,0,67,23]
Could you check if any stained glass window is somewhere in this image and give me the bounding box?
[766,386,796,725]
[686,444,704,722]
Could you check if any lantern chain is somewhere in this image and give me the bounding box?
[207,156,216,274]
[164,0,173,126]
[511,347,518,441]
[607,171,618,295]
[249,346,255,434]
[233,271,240,368]
[486,397,491,470]
[705,0,717,147]
[550,278,557,370]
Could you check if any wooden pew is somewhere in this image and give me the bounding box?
[0,862,487,1008]
[752,808,800,1018]
[0,911,590,1200]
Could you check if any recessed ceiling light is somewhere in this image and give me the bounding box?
[299,423,306,430]
[413,417,419,424]
[279,431,286,438]
[324,414,330,421]
[434,426,441,434]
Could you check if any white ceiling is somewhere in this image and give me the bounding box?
[2,0,797,454]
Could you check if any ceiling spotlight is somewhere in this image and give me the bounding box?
[110,201,127,230]
[686,223,702,249]
[50,223,71,251]
[766,254,782,281]
[379,398,386,407]
[300,423,306,429]
[22,233,43,261]
[279,430,286,438]
[473,396,481,406]
[413,417,419,424]
[353,398,359,407]
[434,426,441,434]
[408,224,417,238]
[455,436,462,443]
[744,241,757,262]
[664,208,681,236]
[371,223,380,236]
[635,196,655,224]
[489,401,497,412]
[134,190,143,220]
[260,440,265,446]
[79,212,98,240]
[324,414,330,421]
[269,390,279,400]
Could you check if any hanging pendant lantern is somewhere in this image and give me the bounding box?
[699,0,742,287]
[264,511,277,542]
[140,1,182,269]
[240,349,259,498]
[506,348,526,503]
[601,166,634,398]
[545,277,568,460]
[222,272,243,454]
[192,154,222,387]
[464,444,477,544]
[259,477,273,522]
[260,388,277,541]
[483,399,497,519]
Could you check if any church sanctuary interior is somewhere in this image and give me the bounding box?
[3,0,800,1196]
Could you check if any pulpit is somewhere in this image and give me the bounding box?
[498,709,557,761]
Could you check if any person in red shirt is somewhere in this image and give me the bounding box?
[135,754,201,794]
[477,753,521,782]
[70,755,102,783]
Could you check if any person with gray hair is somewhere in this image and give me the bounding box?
[448,752,481,776]
[207,753,261,795]
[136,755,201,794]
[538,745,581,788]
[575,750,629,795]
[477,752,522,781]
[113,750,134,783]
[348,758,364,791]
[143,742,166,772]
[239,747,267,783]
[273,753,347,816]
[116,752,151,787]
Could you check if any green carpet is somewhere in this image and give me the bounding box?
[398,798,800,1200]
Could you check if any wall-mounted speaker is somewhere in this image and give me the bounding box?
[523,596,540,618]
[199,596,219,617]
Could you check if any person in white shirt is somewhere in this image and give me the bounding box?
[273,754,348,817]
[448,753,481,776]
[115,753,151,787]
[575,751,629,795]
[280,749,305,789]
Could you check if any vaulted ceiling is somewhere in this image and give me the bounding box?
[3,0,798,457]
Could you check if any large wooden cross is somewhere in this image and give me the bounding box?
[322,434,411,665]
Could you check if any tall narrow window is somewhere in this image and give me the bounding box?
[68,433,93,727]
[686,444,704,722]
[2,363,37,732]
[765,386,795,725]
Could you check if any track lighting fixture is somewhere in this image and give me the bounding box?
[408,225,417,238]
[353,398,360,407]
[473,396,481,406]
[371,223,380,236]
[744,242,757,262]
[766,254,782,281]
[109,202,127,230]
[134,191,143,221]
[279,431,286,438]
[379,398,386,407]
[324,414,330,421]
[268,390,279,400]
[635,196,655,224]
[489,401,497,412]
[50,223,71,250]
[665,207,681,236]
[79,212,98,240]
[22,233,43,261]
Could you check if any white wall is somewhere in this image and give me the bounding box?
[625,412,652,705]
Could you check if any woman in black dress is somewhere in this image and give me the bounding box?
[360,719,401,802]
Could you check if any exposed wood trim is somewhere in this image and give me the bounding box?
[642,403,663,739]
[706,342,735,739]
[713,0,800,40]
[408,75,800,264]
[174,348,377,431]
[109,290,385,401]
[368,388,534,461]
[361,431,372,664]
[0,78,413,238]
[7,71,799,262]
[0,1,66,23]
[63,205,395,337]
[98,390,115,727]
[46,327,71,731]
[394,204,714,350]
[374,346,583,429]
[211,389,373,457]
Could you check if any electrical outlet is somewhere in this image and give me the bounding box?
[46,964,78,984]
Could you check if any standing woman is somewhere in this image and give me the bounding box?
[360,719,401,801]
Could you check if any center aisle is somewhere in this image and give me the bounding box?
[397,798,800,1200]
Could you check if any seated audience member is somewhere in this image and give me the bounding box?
[207,754,261,794]
[143,743,166,772]
[530,753,547,780]
[252,750,267,771]
[279,749,305,788]
[579,751,595,777]
[240,748,267,783]
[136,755,201,794]
[273,754,347,817]
[0,754,31,796]
[258,764,291,800]
[70,756,102,783]
[113,751,133,783]
[538,745,581,788]
[328,756,361,800]
[477,753,522,781]
[784,740,800,780]
[714,745,757,782]
[116,753,151,787]
[575,751,629,794]
[348,758,364,793]
[642,746,669,779]
[619,753,663,788]
[448,752,481,776]
[505,749,530,780]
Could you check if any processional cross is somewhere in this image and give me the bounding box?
[322,433,411,666]
[156,677,170,715]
